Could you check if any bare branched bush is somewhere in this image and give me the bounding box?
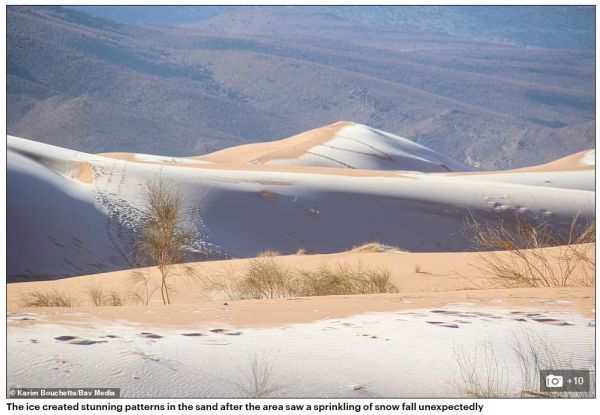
[83,281,105,306]
[19,289,78,307]
[204,258,397,300]
[107,289,126,306]
[128,270,160,306]
[134,178,194,305]
[83,282,127,306]
[466,214,595,288]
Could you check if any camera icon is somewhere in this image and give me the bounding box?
[545,374,564,388]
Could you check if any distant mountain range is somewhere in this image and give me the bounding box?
[7,5,595,169]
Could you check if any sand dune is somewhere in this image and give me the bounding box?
[7,147,130,281]
[196,121,475,172]
[6,122,595,398]
[7,244,595,325]
[448,149,595,191]
[511,149,595,172]
[7,122,594,281]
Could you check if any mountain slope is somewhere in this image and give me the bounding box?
[7,5,596,169]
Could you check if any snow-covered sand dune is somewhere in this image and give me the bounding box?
[198,121,475,172]
[7,122,595,281]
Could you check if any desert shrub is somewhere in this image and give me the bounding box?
[128,270,160,306]
[298,263,396,296]
[134,178,194,305]
[106,289,126,306]
[19,289,78,307]
[205,258,397,300]
[83,281,127,306]
[83,281,105,306]
[235,258,295,299]
[466,215,594,288]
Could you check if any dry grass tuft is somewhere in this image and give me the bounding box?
[106,289,126,306]
[128,270,161,306]
[298,263,397,297]
[83,281,127,306]
[454,329,595,398]
[466,215,595,288]
[234,258,293,299]
[204,258,397,300]
[83,282,105,306]
[19,289,79,308]
[453,340,510,398]
[240,353,282,398]
[351,241,403,253]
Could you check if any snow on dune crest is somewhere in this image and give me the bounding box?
[200,121,475,173]
[284,121,475,172]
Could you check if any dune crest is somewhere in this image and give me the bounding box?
[197,121,475,173]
